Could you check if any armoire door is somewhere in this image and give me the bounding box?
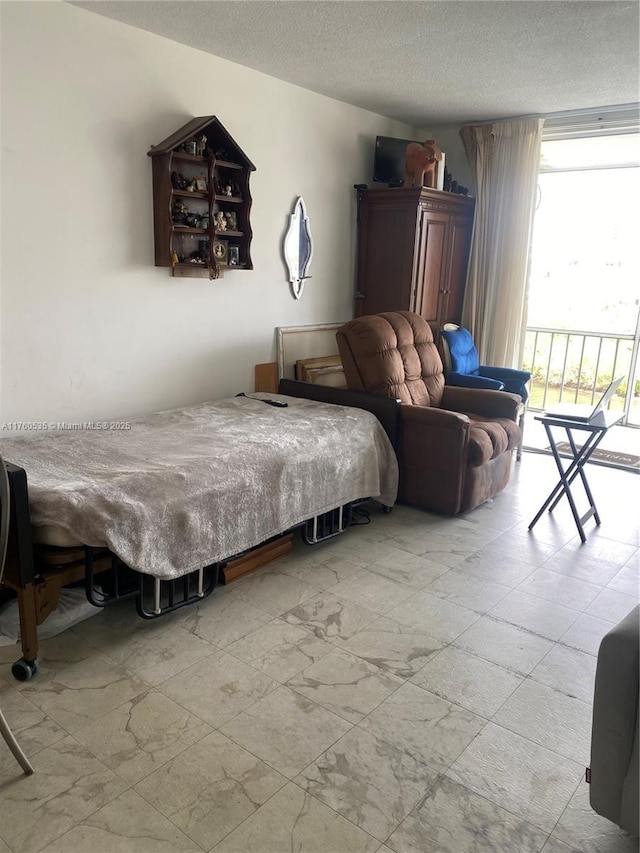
[442,212,474,326]
[412,207,450,329]
[355,194,419,317]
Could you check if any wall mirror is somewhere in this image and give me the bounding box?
[283,197,313,299]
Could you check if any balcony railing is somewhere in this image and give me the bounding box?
[522,326,640,426]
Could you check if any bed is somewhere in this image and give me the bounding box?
[0,382,400,680]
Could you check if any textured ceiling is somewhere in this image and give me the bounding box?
[72,0,640,126]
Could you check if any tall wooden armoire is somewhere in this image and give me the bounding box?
[354,186,475,339]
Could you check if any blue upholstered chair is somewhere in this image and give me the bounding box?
[441,325,531,459]
[441,326,531,399]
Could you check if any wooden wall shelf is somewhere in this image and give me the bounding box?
[148,116,255,279]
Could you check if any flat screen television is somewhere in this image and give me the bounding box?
[373,135,421,186]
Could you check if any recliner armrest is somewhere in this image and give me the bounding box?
[279,379,402,450]
[401,404,469,430]
[480,366,532,384]
[442,386,521,420]
[447,372,504,391]
[399,404,470,513]
[479,366,531,402]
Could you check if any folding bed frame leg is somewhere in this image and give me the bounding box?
[302,504,352,545]
[12,583,40,681]
[9,574,63,680]
[135,565,218,619]
[153,578,162,615]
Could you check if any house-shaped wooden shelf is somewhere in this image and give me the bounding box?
[148,116,256,279]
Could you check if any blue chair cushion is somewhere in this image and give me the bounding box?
[442,327,480,375]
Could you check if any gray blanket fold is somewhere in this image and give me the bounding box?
[0,394,398,579]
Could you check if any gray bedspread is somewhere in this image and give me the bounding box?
[0,394,398,579]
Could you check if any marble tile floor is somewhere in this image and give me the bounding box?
[0,453,638,853]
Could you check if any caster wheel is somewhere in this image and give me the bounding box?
[11,658,39,682]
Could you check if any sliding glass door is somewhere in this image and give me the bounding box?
[523,133,640,427]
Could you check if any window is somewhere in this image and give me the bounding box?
[528,137,639,335]
[524,114,640,424]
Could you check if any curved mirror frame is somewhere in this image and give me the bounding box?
[283,197,313,299]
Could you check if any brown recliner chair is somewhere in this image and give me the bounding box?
[336,311,522,514]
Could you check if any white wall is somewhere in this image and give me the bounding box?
[0,2,416,422]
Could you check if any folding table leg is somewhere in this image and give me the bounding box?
[529,421,609,543]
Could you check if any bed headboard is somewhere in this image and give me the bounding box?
[279,379,401,451]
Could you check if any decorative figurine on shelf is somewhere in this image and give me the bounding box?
[198,240,209,261]
[199,215,210,230]
[215,210,227,231]
[171,251,179,265]
[185,214,200,228]
[225,211,237,231]
[172,199,188,225]
[442,167,469,195]
[404,139,443,189]
[223,185,233,196]
[183,140,197,156]
[171,171,188,190]
[196,135,207,157]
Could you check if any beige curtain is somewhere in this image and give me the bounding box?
[460,117,544,367]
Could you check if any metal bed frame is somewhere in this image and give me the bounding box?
[1,382,400,682]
